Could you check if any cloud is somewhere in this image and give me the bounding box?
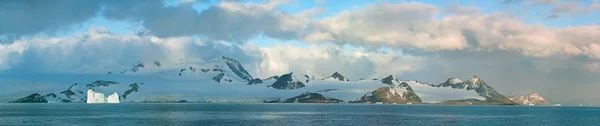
[255,43,424,79]
[101,0,312,44]
[545,1,600,19]
[0,26,260,74]
[0,25,422,81]
[501,0,560,5]
[445,3,480,15]
[0,0,103,42]
[306,2,471,51]
[305,2,600,60]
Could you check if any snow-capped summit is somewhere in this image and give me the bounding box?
[380,75,401,85]
[353,82,421,104]
[268,72,306,90]
[438,77,465,88]
[322,72,350,81]
[507,93,550,105]
[222,56,253,81]
[448,78,464,84]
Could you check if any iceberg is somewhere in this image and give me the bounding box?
[107,92,120,103]
[86,89,120,104]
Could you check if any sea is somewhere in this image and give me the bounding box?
[1,103,599,126]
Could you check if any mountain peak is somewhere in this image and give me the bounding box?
[221,56,253,81]
[445,78,464,84]
[323,72,349,81]
[465,75,481,84]
[508,93,549,105]
[528,93,544,100]
[380,75,399,85]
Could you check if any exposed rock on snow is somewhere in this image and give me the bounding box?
[507,93,550,105]
[322,72,350,81]
[353,82,421,104]
[269,72,306,90]
[266,92,344,103]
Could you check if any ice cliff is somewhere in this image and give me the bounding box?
[86,89,120,104]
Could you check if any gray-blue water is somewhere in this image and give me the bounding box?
[1,103,599,126]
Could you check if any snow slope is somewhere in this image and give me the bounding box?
[403,80,485,103]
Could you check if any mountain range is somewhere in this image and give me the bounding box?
[8,56,552,105]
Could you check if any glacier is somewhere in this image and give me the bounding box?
[403,81,485,103]
[86,89,120,104]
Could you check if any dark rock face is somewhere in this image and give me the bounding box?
[247,78,263,85]
[353,83,422,104]
[380,75,399,85]
[131,63,145,73]
[435,76,516,105]
[269,73,306,90]
[326,72,349,81]
[316,89,338,92]
[176,100,188,103]
[11,93,48,103]
[212,73,232,83]
[121,83,142,99]
[222,56,253,81]
[269,92,344,103]
[438,99,515,105]
[85,80,119,88]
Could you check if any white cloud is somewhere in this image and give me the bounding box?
[102,0,313,43]
[0,26,259,74]
[255,43,424,79]
[305,2,600,59]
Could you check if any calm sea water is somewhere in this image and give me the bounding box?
[0,103,599,126]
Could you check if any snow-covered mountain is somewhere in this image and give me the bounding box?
[11,80,141,103]
[268,72,306,90]
[380,75,402,85]
[400,76,515,105]
[352,82,421,104]
[7,56,529,105]
[321,72,350,81]
[266,92,344,103]
[507,93,550,105]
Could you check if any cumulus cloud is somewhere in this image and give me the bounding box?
[255,43,424,79]
[0,26,260,74]
[101,0,313,43]
[305,2,600,60]
[306,2,471,51]
[0,25,423,81]
[502,0,560,5]
[0,0,103,42]
[545,1,600,19]
[445,2,480,15]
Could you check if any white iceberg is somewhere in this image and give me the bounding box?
[107,92,120,103]
[86,89,120,104]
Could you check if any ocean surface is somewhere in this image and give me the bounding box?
[1,103,599,126]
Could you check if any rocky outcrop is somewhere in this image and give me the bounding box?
[353,82,421,104]
[268,73,306,90]
[267,92,343,103]
[507,93,550,105]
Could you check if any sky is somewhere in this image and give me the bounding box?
[0,0,600,104]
